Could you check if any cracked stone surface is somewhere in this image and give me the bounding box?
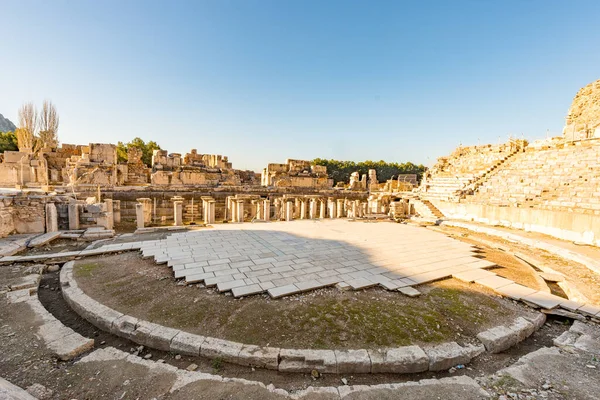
[141,220,494,298]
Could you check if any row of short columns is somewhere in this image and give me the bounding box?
[46,199,121,233]
[132,195,371,228]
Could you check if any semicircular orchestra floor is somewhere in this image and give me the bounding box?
[140,220,496,298]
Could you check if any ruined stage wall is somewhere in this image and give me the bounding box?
[96,187,369,224]
[432,200,600,247]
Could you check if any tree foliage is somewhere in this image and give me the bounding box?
[312,158,426,185]
[0,131,19,153]
[116,137,162,167]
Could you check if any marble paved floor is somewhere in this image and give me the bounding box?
[140,220,496,298]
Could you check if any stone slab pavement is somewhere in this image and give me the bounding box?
[142,220,491,298]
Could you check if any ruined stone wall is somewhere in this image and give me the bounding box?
[563,79,600,140]
[97,187,368,225]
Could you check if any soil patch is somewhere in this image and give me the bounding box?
[73,252,536,350]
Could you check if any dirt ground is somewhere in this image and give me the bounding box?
[435,225,600,305]
[72,251,538,350]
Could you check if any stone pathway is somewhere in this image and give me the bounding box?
[141,220,496,298]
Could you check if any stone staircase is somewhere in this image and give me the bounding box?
[411,199,445,220]
[419,140,527,202]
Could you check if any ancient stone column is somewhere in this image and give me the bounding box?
[137,198,152,225]
[207,200,216,224]
[45,203,58,233]
[225,196,232,221]
[263,199,270,221]
[361,202,368,217]
[231,198,238,222]
[68,202,79,230]
[285,200,294,221]
[294,198,301,219]
[328,198,336,219]
[352,200,358,219]
[173,200,183,226]
[254,200,262,221]
[336,199,344,218]
[135,203,145,229]
[236,200,244,223]
[309,198,317,219]
[319,199,326,219]
[104,199,114,230]
[113,200,121,224]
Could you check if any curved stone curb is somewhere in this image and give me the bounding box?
[4,270,94,361]
[61,261,543,374]
[78,346,491,399]
[477,315,545,353]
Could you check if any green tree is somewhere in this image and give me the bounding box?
[0,131,19,153]
[116,137,162,167]
[312,158,426,185]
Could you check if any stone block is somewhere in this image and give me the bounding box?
[130,321,179,352]
[237,345,280,370]
[334,349,371,373]
[424,342,472,371]
[278,349,337,373]
[110,315,139,339]
[477,325,518,353]
[170,331,205,356]
[368,346,429,373]
[47,332,94,361]
[200,337,244,363]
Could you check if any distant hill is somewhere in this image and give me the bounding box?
[0,114,16,133]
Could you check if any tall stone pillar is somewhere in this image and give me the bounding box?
[351,200,358,219]
[231,198,238,222]
[208,200,216,224]
[137,198,152,225]
[274,198,282,221]
[336,199,344,218]
[68,202,79,230]
[236,200,245,223]
[173,200,183,226]
[294,198,301,219]
[309,199,317,219]
[104,199,114,230]
[355,200,362,218]
[254,200,262,221]
[300,199,307,220]
[285,200,294,221]
[319,199,326,219]
[263,199,271,221]
[135,203,145,229]
[45,203,58,233]
[113,200,121,224]
[225,196,232,221]
[328,198,336,219]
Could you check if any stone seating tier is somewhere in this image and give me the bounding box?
[467,140,600,215]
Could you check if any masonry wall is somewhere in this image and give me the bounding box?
[432,200,600,247]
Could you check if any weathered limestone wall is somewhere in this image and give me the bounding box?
[432,200,600,247]
[563,79,600,140]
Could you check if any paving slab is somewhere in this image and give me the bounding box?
[522,291,562,310]
[453,269,497,283]
[494,283,538,300]
[474,275,515,290]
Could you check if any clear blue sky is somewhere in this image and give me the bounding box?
[2,1,599,171]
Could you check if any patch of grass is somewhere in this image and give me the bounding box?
[211,357,223,372]
[75,262,99,278]
[493,374,521,390]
